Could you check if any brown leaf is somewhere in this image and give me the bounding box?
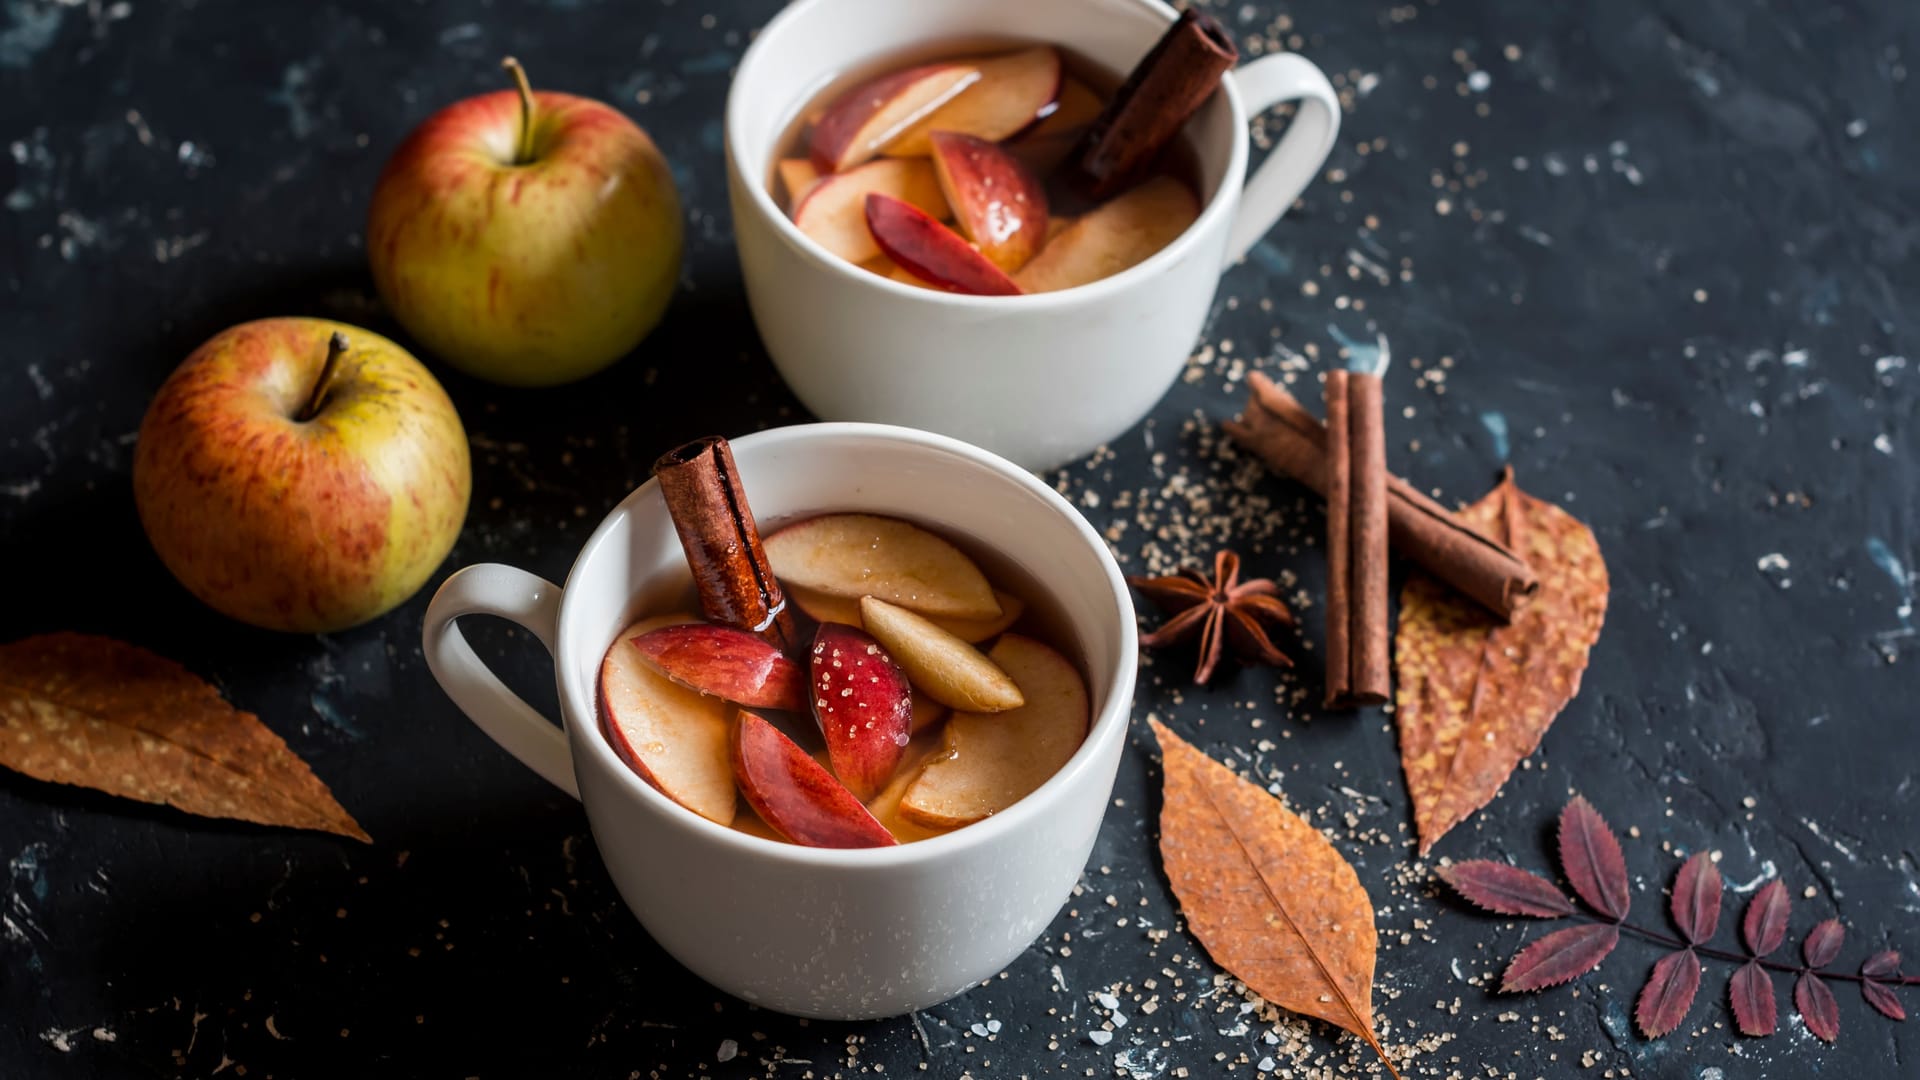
[1394,471,1608,853]
[1794,972,1839,1042]
[1558,796,1630,921]
[1436,860,1576,918]
[1501,923,1619,991]
[0,633,369,842]
[1730,960,1777,1036]
[1670,852,1722,945]
[1149,719,1401,1078]
[1635,949,1702,1037]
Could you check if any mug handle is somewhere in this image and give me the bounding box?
[422,563,579,799]
[1223,53,1342,265]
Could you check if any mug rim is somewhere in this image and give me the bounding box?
[724,0,1249,309]
[557,421,1138,869]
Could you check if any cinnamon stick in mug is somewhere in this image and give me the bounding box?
[1222,371,1537,620]
[1063,9,1237,201]
[652,436,797,651]
[1323,371,1390,708]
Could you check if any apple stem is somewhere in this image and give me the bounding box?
[297,332,350,423]
[501,56,538,165]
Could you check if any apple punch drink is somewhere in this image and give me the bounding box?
[597,437,1090,849]
[767,33,1214,296]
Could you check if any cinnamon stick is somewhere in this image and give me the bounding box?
[1063,9,1237,202]
[1323,371,1390,707]
[1222,371,1538,620]
[652,437,797,651]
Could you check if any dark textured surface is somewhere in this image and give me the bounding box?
[3,0,1916,1077]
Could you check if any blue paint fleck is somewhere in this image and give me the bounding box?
[1480,411,1510,461]
[698,119,723,153]
[680,49,736,76]
[269,62,316,139]
[1326,324,1389,374]
[0,0,63,70]
[1249,241,1291,276]
[1865,537,1914,627]
[311,683,364,741]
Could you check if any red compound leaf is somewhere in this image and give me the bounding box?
[1670,852,1721,945]
[1634,949,1701,1038]
[1795,972,1840,1042]
[1438,861,1577,919]
[1742,880,1790,957]
[1802,918,1844,968]
[1502,923,1619,992]
[1557,796,1629,921]
[1730,960,1777,1036]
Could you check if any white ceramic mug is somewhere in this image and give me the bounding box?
[422,423,1138,1019]
[726,0,1341,473]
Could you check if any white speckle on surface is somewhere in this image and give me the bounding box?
[1782,348,1810,367]
[1096,992,1119,1010]
[1467,70,1490,91]
[1875,433,1894,455]
[1846,119,1867,137]
[1088,1029,1113,1046]
[1756,552,1791,589]
[716,1038,738,1062]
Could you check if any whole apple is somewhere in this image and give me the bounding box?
[368,58,683,387]
[133,318,471,633]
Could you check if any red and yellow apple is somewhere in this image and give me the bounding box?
[368,58,682,387]
[132,317,471,633]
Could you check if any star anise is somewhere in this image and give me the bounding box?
[1127,550,1296,685]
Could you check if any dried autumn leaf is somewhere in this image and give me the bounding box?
[1436,860,1575,918]
[1394,471,1608,853]
[1730,960,1777,1036]
[1635,949,1702,1037]
[1795,972,1840,1042]
[1501,923,1618,991]
[1558,796,1630,921]
[1149,719,1401,1078]
[1744,880,1790,957]
[1803,918,1844,967]
[1670,852,1721,945]
[0,633,368,842]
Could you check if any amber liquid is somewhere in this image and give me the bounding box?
[638,517,1089,846]
[766,36,1203,222]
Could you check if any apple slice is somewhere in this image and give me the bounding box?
[765,513,1001,620]
[600,614,736,825]
[882,47,1064,157]
[929,132,1049,272]
[866,194,1022,296]
[628,622,807,712]
[859,596,1024,712]
[1012,176,1200,294]
[792,158,949,264]
[811,62,983,173]
[900,634,1090,828]
[910,691,949,734]
[777,157,823,209]
[787,584,1023,644]
[1026,75,1104,141]
[733,711,897,848]
[810,622,914,799]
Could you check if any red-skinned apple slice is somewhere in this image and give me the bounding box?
[883,47,1064,157]
[628,622,807,712]
[765,513,1001,620]
[858,596,1024,712]
[776,158,822,209]
[866,194,1022,296]
[900,634,1090,828]
[732,711,897,848]
[600,614,736,825]
[810,62,982,173]
[810,622,914,799]
[929,132,1049,272]
[1012,176,1200,293]
[792,159,949,264]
